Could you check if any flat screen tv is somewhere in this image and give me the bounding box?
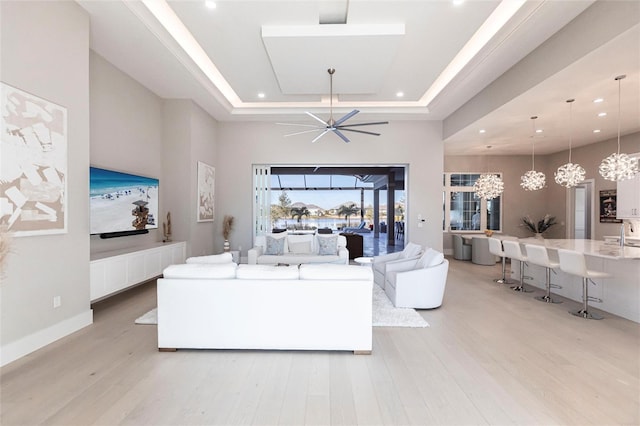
[89,166,159,236]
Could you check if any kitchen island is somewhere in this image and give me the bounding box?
[511,239,640,323]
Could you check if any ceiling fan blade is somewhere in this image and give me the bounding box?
[306,111,329,126]
[276,122,325,128]
[338,121,389,128]
[333,109,360,126]
[284,128,327,137]
[311,129,330,143]
[332,129,351,143]
[338,128,382,136]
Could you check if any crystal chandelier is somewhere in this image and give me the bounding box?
[521,116,546,191]
[555,99,585,188]
[474,146,504,200]
[475,174,504,200]
[598,75,639,181]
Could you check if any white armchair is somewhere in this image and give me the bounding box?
[384,248,449,309]
[372,242,422,289]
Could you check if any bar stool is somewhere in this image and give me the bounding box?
[557,249,610,320]
[524,244,562,303]
[501,240,533,292]
[487,237,513,284]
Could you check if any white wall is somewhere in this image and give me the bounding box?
[0,1,92,366]
[89,51,164,254]
[216,120,444,257]
[162,100,218,258]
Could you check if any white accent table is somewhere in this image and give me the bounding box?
[354,257,374,267]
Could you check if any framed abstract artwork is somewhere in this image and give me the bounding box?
[197,161,214,222]
[0,82,68,236]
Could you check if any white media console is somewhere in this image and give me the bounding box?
[90,241,186,302]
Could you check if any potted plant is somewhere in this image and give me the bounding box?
[522,214,556,238]
[222,215,234,252]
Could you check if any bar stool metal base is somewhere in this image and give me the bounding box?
[570,277,604,319]
[494,256,515,284]
[534,267,562,303]
[570,309,603,320]
[510,284,533,293]
[535,295,562,303]
[510,259,532,292]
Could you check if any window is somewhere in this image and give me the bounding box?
[443,173,502,232]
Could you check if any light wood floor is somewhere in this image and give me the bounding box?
[1,258,638,425]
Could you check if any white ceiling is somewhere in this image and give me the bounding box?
[77,0,640,155]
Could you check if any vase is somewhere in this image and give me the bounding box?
[223,240,230,252]
[535,233,543,240]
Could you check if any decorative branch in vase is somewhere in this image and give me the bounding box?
[223,215,234,252]
[522,214,556,238]
[163,212,172,242]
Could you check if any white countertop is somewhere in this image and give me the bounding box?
[519,238,640,260]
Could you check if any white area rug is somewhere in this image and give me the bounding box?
[135,285,429,328]
[135,308,158,325]
[372,284,429,328]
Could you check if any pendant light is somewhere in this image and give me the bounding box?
[598,75,639,181]
[474,145,504,200]
[520,116,546,191]
[554,99,585,188]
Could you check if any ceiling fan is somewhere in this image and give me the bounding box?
[277,68,388,143]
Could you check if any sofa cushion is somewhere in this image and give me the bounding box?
[236,264,299,280]
[289,241,312,254]
[185,252,233,264]
[265,233,286,255]
[299,264,372,280]
[163,263,237,279]
[256,254,342,265]
[415,248,444,269]
[316,234,338,255]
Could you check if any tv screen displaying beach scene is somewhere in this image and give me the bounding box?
[89,167,159,235]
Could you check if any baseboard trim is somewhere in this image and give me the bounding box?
[0,309,93,367]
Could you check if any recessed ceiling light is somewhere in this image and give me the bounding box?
[479,129,486,134]
[593,129,601,133]
[536,129,543,133]
[205,1,216,9]
[258,92,265,99]
[396,91,404,98]
[593,98,604,103]
[453,0,465,6]
[598,112,607,117]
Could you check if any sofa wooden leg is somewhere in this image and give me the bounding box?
[159,347,177,352]
[353,350,372,355]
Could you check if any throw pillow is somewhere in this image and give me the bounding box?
[265,235,285,255]
[317,234,338,255]
[401,242,422,259]
[415,248,444,269]
[287,234,314,253]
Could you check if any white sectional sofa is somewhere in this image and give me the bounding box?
[157,262,372,353]
[248,232,349,265]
